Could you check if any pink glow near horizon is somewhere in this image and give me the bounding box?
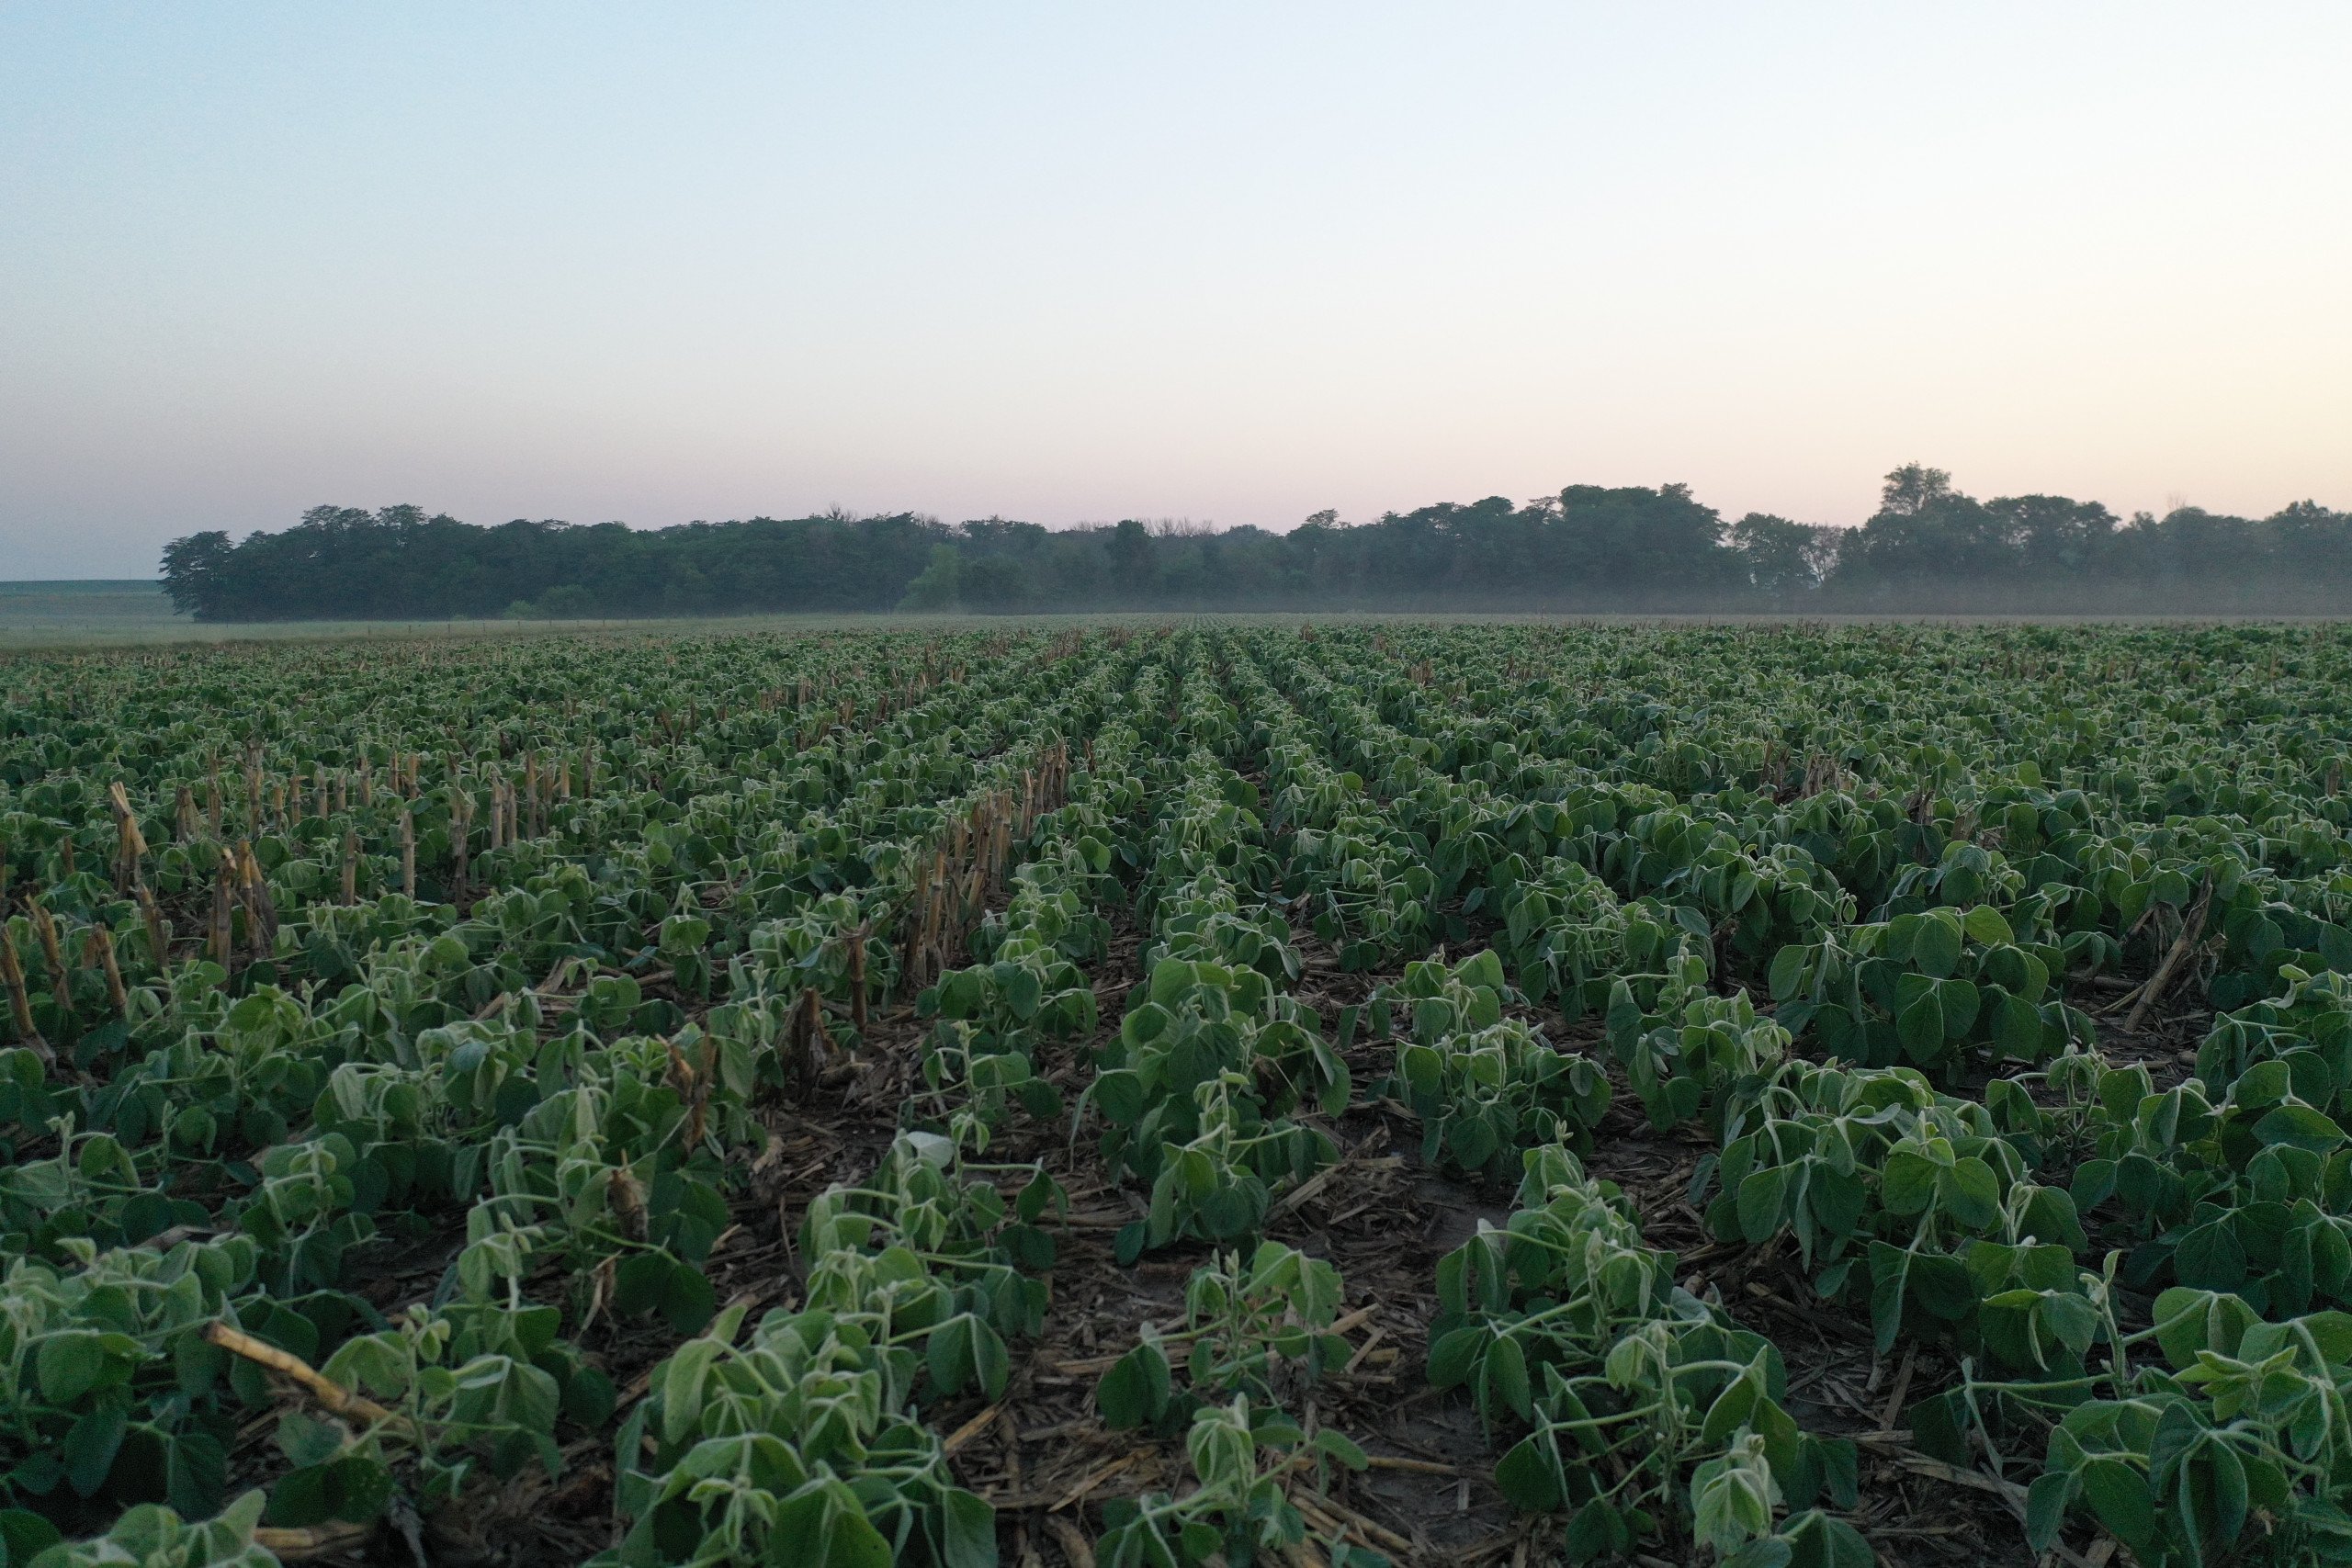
[2,3,2346,577]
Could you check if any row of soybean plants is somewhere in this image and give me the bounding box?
[0,633,1127,1562]
[661,635,1383,1567]
[1243,642,1875,1563]
[1023,646,1382,1566]
[1290,626,2352,1563]
[596,637,1170,1568]
[489,636,1148,1568]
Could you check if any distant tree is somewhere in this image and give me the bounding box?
[897,545,963,610]
[1839,468,2014,593]
[1110,519,1154,601]
[2126,505,2254,585]
[2259,501,2352,585]
[158,469,2350,621]
[1984,494,2118,577]
[1041,531,1109,604]
[1880,463,1954,516]
[662,561,716,615]
[959,553,1027,612]
[1729,513,1831,602]
[538,583,597,618]
[159,530,235,617]
[1555,484,1734,601]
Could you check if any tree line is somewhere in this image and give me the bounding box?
[159,466,2350,620]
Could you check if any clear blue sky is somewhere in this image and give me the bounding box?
[4,3,2347,578]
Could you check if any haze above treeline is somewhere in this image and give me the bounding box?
[158,466,2350,622]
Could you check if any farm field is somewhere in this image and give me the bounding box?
[0,583,1012,649]
[0,584,820,651]
[0,583,188,646]
[3,621,2350,1568]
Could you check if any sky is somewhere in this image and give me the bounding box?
[3,4,2348,579]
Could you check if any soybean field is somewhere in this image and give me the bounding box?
[5,621,2352,1568]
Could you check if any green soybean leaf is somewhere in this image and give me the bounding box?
[659,1262,717,1335]
[1483,1333,1532,1422]
[2078,1457,2155,1553]
[942,1488,996,1568]
[1495,1433,1562,1512]
[1915,917,1963,979]
[1938,1156,2002,1232]
[36,1333,109,1407]
[62,1404,128,1498]
[2024,1472,2073,1552]
[1896,987,1944,1063]
[1097,1342,1170,1429]
[1963,906,2015,945]
[1737,1168,1790,1243]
